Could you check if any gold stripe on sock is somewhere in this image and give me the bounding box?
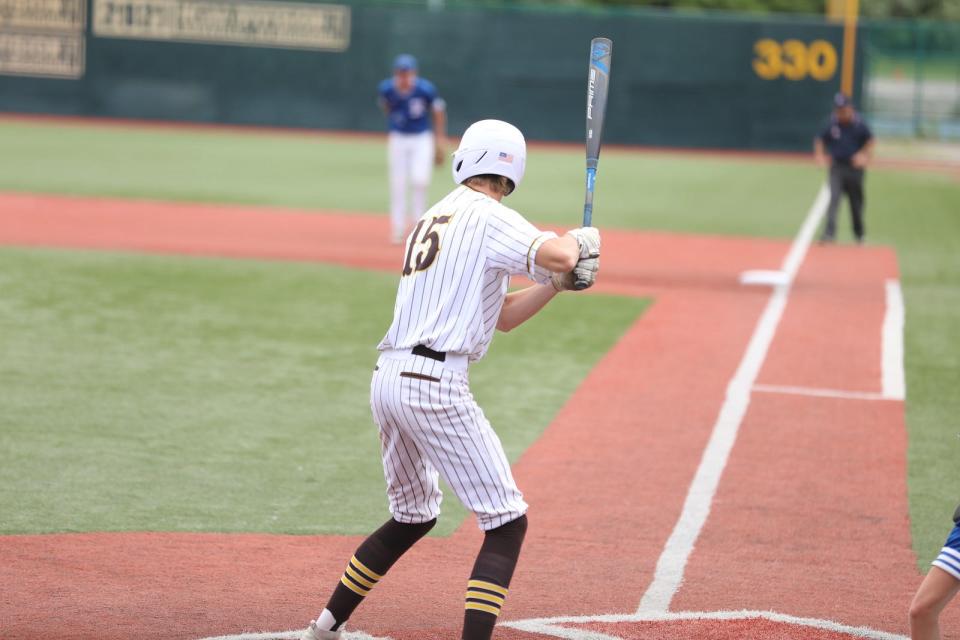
[467,580,508,597]
[345,565,377,590]
[466,590,505,607]
[351,555,384,581]
[465,601,501,616]
[340,574,370,597]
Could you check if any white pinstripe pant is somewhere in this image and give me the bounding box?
[370,350,528,531]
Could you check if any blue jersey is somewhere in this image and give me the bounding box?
[933,522,960,580]
[932,505,960,581]
[819,114,873,165]
[378,77,442,134]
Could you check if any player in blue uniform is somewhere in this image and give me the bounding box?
[910,503,960,639]
[378,54,447,243]
[814,92,874,244]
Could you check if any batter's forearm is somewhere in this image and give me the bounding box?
[535,235,579,273]
[496,284,558,333]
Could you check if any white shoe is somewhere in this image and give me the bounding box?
[300,620,342,640]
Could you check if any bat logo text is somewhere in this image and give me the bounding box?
[587,68,596,120]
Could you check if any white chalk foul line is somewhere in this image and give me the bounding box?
[502,609,908,640]
[636,184,829,614]
[882,279,906,401]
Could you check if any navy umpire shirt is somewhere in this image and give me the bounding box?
[819,115,873,165]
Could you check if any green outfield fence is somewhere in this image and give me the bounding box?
[0,0,879,150]
[863,19,960,140]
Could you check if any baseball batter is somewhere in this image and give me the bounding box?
[300,119,601,640]
[379,54,448,244]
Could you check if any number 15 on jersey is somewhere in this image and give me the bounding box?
[402,215,453,276]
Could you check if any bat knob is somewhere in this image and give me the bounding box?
[573,279,590,291]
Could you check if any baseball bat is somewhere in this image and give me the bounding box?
[576,36,612,289]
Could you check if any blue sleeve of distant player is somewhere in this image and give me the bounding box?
[419,79,438,105]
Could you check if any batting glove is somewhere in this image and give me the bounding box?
[562,227,601,291]
[567,227,601,260]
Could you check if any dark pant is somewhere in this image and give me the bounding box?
[823,163,865,241]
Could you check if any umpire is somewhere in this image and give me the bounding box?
[814,92,875,244]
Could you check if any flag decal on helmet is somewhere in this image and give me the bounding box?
[498,152,514,163]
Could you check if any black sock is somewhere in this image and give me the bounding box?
[462,515,528,640]
[324,517,435,630]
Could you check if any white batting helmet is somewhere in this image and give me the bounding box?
[451,120,526,193]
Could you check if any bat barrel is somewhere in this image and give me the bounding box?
[583,37,610,230]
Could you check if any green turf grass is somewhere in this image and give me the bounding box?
[0,120,820,237]
[0,247,646,535]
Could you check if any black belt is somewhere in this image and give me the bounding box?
[412,344,447,362]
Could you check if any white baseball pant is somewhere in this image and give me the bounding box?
[370,349,528,531]
[387,131,434,241]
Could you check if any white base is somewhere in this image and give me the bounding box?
[739,269,790,287]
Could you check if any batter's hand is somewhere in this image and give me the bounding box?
[551,256,599,291]
[551,270,576,291]
[563,227,601,291]
[573,255,600,290]
[567,227,601,260]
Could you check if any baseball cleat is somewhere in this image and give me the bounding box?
[299,620,342,640]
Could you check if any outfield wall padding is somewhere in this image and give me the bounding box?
[0,1,864,150]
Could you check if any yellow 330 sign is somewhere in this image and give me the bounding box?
[753,39,838,81]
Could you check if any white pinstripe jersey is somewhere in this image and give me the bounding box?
[378,185,557,362]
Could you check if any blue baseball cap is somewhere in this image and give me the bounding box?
[833,92,852,108]
[393,54,417,72]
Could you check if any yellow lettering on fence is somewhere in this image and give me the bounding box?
[781,39,808,81]
[752,38,838,82]
[752,39,782,81]
[807,40,838,81]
